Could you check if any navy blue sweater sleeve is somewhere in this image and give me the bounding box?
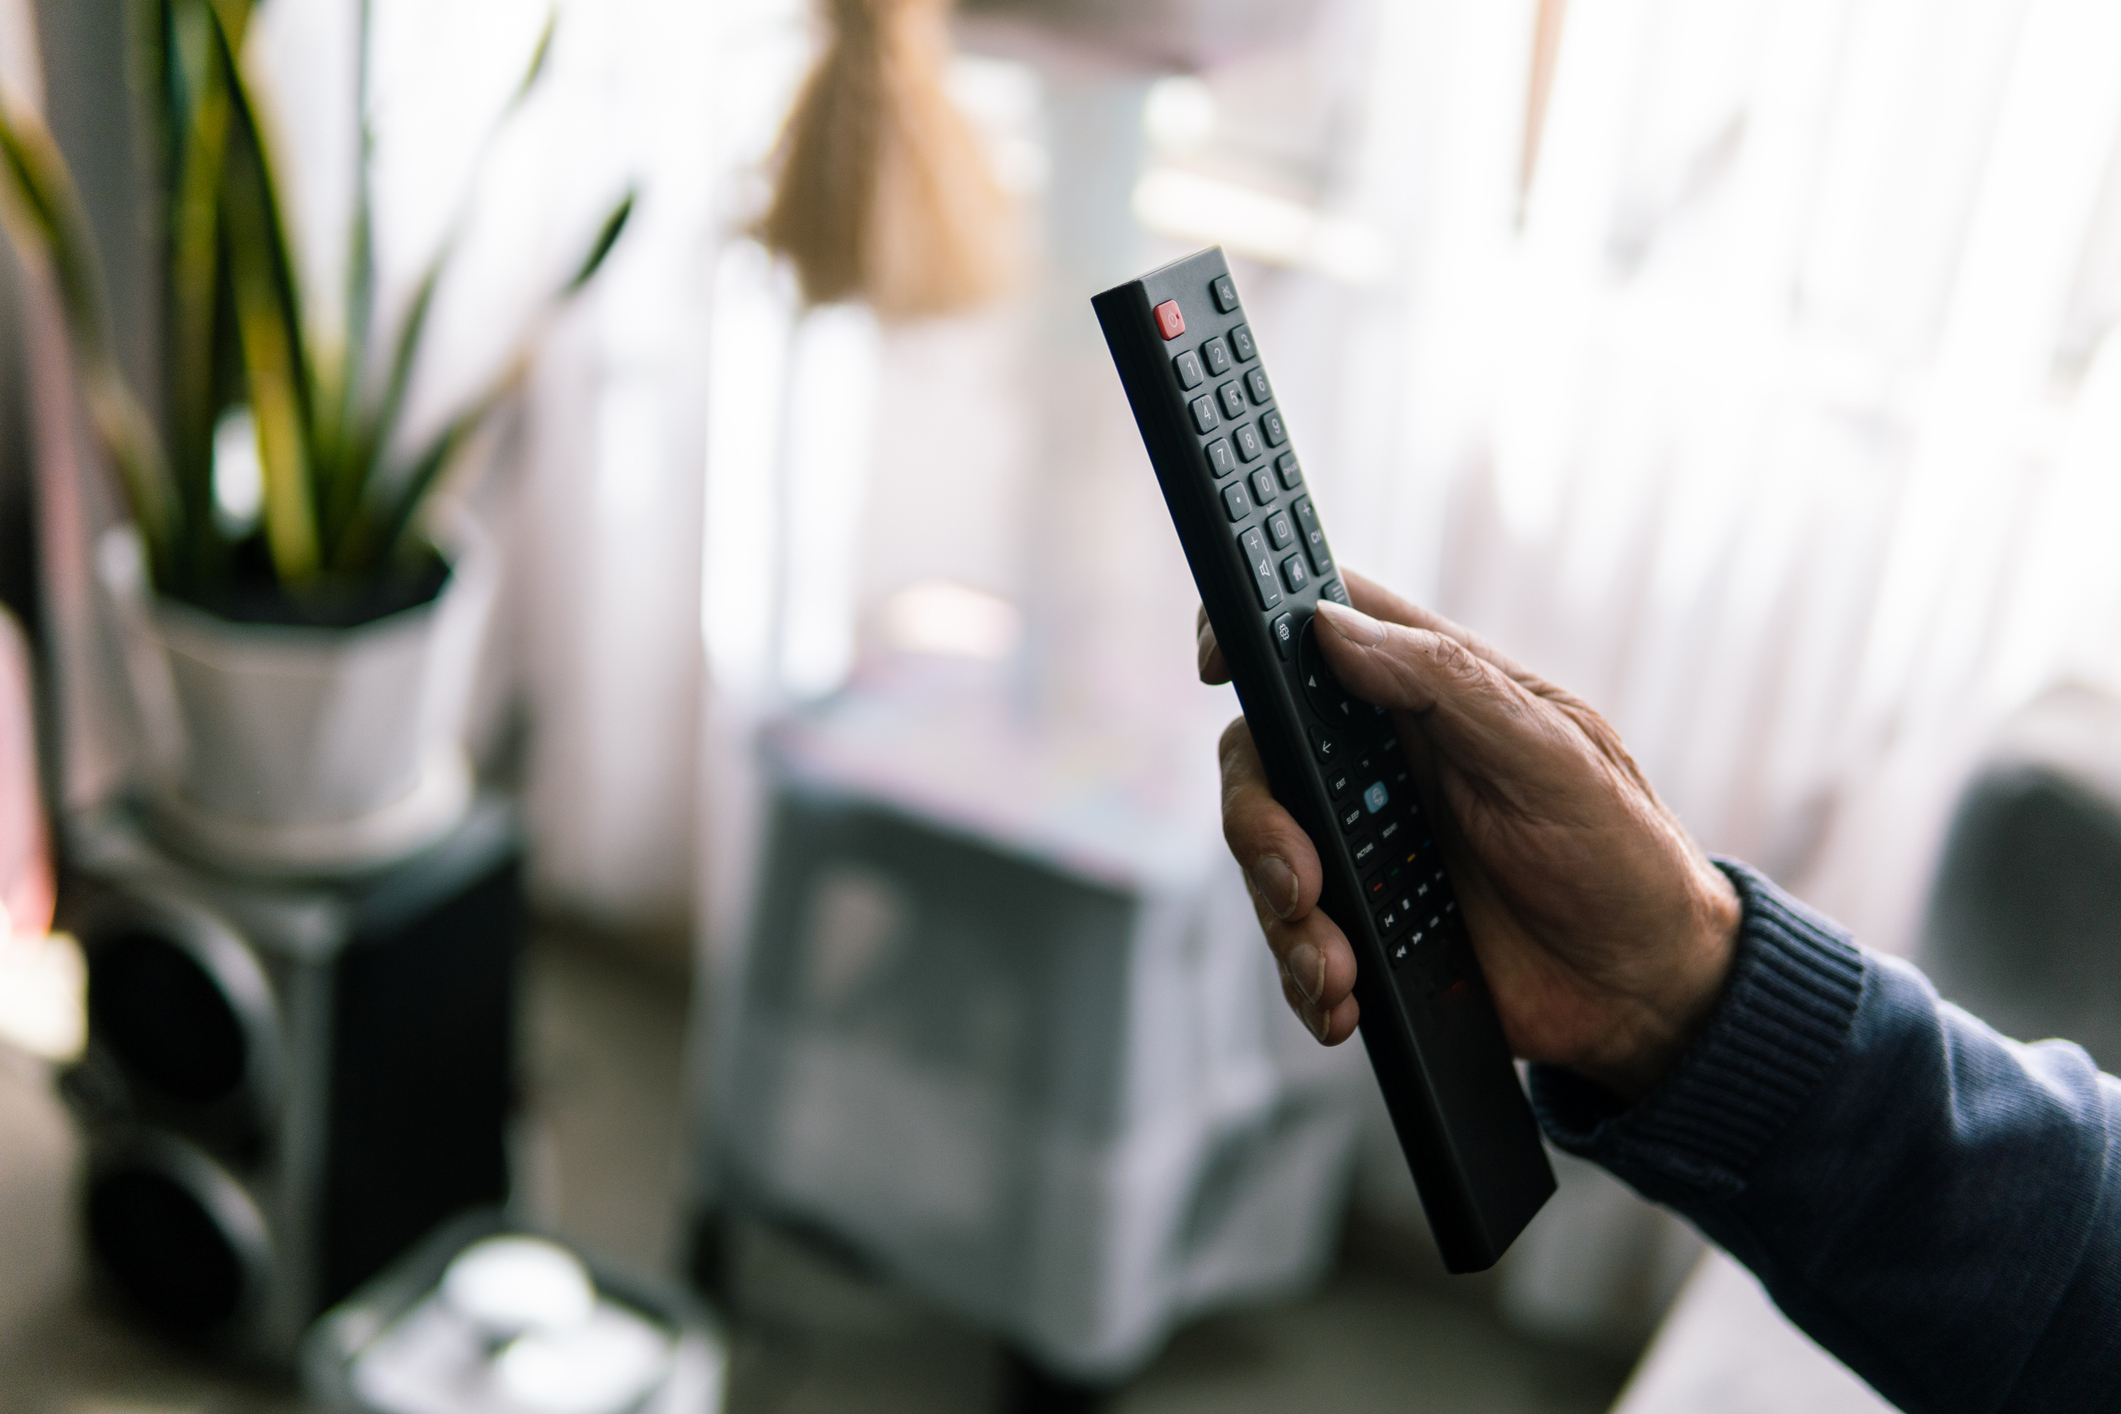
[1529,860,2121,1413]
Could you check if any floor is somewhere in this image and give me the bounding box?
[0,929,1635,1414]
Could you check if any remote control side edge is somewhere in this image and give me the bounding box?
[1092,260,1553,1270]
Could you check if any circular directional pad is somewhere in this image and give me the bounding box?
[1298,614,1367,728]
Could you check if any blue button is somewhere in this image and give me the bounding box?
[1363,781,1389,813]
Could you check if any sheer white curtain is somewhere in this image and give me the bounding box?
[1224,0,2121,955]
[681,0,2121,969]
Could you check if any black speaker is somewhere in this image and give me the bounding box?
[57,797,523,1360]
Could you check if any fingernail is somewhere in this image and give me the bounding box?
[1249,856,1299,920]
[1315,599,1385,646]
[1286,942,1325,1004]
[1308,1002,1332,1043]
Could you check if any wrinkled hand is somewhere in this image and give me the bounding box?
[1201,571,1740,1101]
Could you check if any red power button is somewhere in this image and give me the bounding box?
[1153,300,1185,340]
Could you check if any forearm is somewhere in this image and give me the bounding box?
[1531,861,2121,1413]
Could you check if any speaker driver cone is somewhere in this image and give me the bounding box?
[81,897,282,1127]
[86,1135,272,1338]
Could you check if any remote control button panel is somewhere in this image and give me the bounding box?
[1145,266,1475,999]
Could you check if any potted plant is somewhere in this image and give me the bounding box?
[0,1,631,872]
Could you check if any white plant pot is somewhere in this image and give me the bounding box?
[97,528,495,876]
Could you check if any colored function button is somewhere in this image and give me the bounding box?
[1221,482,1252,522]
[1154,300,1186,340]
[1174,350,1205,389]
[1203,339,1231,375]
[1230,324,1257,360]
[1261,409,1288,446]
[1235,424,1265,461]
[1281,554,1310,594]
[1363,781,1389,813]
[1191,395,1220,433]
[1241,526,1283,609]
[1213,273,1241,312]
[1218,381,1247,419]
[1206,438,1236,477]
[1272,613,1296,660]
[1276,452,1302,489]
[1265,510,1295,550]
[1249,468,1278,506]
[1245,368,1272,404]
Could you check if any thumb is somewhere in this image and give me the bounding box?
[1313,599,1562,786]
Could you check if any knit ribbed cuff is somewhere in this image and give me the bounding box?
[1529,859,1867,1202]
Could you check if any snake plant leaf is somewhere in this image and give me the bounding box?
[0,99,179,577]
[338,0,377,456]
[166,12,235,566]
[341,183,636,571]
[211,5,320,584]
[323,5,564,568]
[512,11,559,113]
[326,239,446,563]
[371,361,525,567]
[566,190,635,294]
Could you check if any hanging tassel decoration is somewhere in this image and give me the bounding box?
[759,0,1018,320]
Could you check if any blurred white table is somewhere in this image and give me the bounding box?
[1613,1248,1896,1413]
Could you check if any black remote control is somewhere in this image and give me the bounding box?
[1093,248,1554,1272]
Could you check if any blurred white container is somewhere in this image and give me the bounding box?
[97,526,493,876]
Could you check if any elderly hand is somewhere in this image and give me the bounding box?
[1201,571,1740,1101]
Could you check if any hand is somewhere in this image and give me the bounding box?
[1201,571,1740,1101]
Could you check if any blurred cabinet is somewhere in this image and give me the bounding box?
[692,669,1363,1381]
